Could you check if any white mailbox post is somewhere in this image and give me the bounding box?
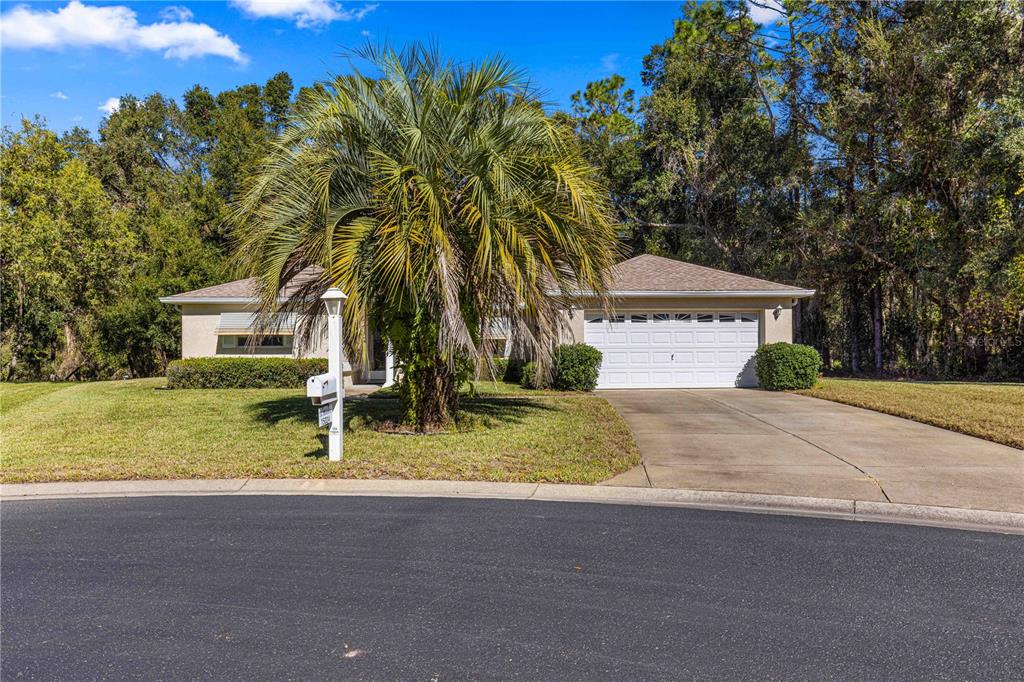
[321,288,347,461]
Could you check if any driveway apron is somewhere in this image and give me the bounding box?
[601,389,1023,513]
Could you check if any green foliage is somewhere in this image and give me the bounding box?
[564,0,1024,380]
[1,120,135,381]
[166,357,327,389]
[233,44,620,429]
[95,207,224,377]
[519,361,548,390]
[560,75,642,223]
[346,414,376,433]
[552,343,603,392]
[755,343,822,391]
[488,356,510,382]
[2,72,294,381]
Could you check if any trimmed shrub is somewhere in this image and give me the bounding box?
[519,361,549,389]
[478,356,510,381]
[166,357,329,389]
[492,356,510,381]
[552,343,603,392]
[754,343,821,390]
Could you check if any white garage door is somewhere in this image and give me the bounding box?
[584,311,760,389]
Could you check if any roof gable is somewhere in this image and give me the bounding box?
[160,266,324,303]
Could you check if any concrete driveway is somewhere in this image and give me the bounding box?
[601,389,1024,513]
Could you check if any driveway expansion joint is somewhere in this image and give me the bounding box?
[686,391,894,504]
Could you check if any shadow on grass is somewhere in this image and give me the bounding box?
[251,396,559,459]
[460,397,555,424]
[305,433,329,459]
[249,395,554,432]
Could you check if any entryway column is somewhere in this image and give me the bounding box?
[383,342,395,387]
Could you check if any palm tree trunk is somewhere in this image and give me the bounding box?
[416,362,459,431]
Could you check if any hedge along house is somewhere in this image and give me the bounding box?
[161,254,813,390]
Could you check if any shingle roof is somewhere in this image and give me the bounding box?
[160,266,324,302]
[163,256,810,302]
[604,254,807,293]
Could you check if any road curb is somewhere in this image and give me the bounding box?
[2,479,1021,534]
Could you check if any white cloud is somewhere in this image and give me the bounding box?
[98,97,121,115]
[747,0,784,25]
[71,115,83,122]
[0,1,246,63]
[360,29,371,38]
[231,0,377,29]
[50,91,68,99]
[159,5,194,22]
[600,53,620,72]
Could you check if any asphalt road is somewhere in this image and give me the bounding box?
[2,496,1022,680]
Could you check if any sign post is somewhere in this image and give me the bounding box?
[320,288,347,461]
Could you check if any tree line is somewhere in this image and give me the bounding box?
[3,0,1022,383]
[1,73,297,380]
[563,0,1023,380]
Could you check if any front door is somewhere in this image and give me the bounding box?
[367,330,387,383]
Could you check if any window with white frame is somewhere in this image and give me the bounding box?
[222,335,291,349]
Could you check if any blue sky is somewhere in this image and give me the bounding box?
[0,1,720,134]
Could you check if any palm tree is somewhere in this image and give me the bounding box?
[233,44,620,430]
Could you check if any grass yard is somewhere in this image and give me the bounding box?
[797,378,1024,450]
[0,379,639,484]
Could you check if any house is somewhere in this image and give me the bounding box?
[160,254,813,389]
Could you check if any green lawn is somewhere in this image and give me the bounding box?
[797,378,1024,449]
[0,379,639,484]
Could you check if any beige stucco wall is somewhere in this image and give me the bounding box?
[176,303,362,385]
[559,295,799,347]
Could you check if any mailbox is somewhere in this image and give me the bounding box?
[306,373,338,405]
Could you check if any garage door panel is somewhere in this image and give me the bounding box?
[600,370,629,386]
[695,369,718,384]
[586,310,760,389]
[651,371,676,386]
[695,351,716,365]
[674,370,696,384]
[629,371,651,384]
[604,351,628,366]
